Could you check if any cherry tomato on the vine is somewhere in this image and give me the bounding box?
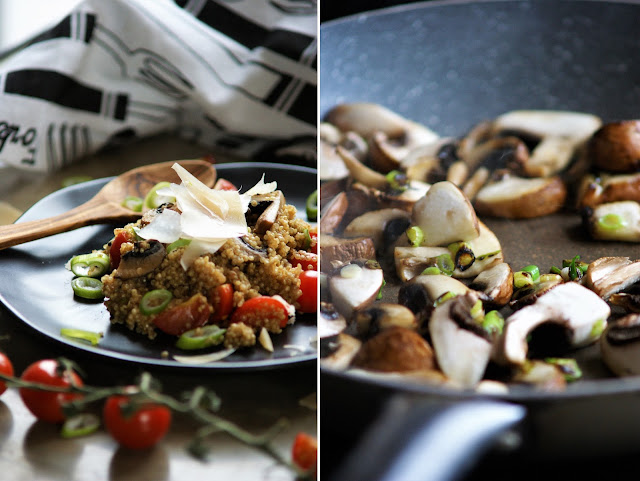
[297,270,318,313]
[103,395,172,450]
[19,359,84,423]
[0,352,14,396]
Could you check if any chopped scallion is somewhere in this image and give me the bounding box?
[69,252,110,278]
[305,190,318,221]
[597,213,627,231]
[71,277,104,300]
[140,289,173,315]
[122,195,143,212]
[522,265,540,283]
[60,328,103,346]
[436,253,454,276]
[406,226,425,247]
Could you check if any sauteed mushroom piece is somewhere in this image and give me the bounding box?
[474,173,567,219]
[511,360,567,392]
[491,110,602,177]
[609,292,640,313]
[337,146,388,190]
[249,191,284,234]
[319,302,347,338]
[320,192,348,234]
[428,292,493,388]
[601,313,640,376]
[329,260,385,318]
[584,201,640,242]
[462,136,529,173]
[321,333,362,370]
[586,120,640,173]
[412,181,480,246]
[115,240,166,279]
[510,274,564,310]
[469,262,514,308]
[320,138,350,181]
[343,209,411,251]
[400,138,455,182]
[585,256,640,299]
[351,326,436,373]
[352,303,418,338]
[497,282,610,366]
[320,234,376,272]
[576,172,640,208]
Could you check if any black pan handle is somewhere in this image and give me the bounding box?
[328,394,526,481]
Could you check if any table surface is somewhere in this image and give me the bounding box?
[0,136,317,481]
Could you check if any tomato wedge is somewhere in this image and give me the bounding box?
[230,296,289,329]
[109,230,134,270]
[208,283,234,323]
[290,250,318,271]
[292,432,318,475]
[152,294,211,336]
[213,178,238,191]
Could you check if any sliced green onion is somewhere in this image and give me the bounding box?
[436,253,454,276]
[71,277,104,300]
[143,181,175,210]
[597,213,627,231]
[482,310,504,336]
[167,238,192,254]
[376,279,387,300]
[305,190,318,221]
[122,195,143,212]
[449,242,475,271]
[590,318,606,338]
[550,266,562,275]
[303,228,312,250]
[470,299,484,320]
[539,273,563,283]
[61,413,100,438]
[422,266,441,276]
[69,252,110,278]
[60,328,103,346]
[406,226,425,247]
[513,271,534,289]
[476,249,501,261]
[545,358,582,383]
[385,170,408,191]
[61,175,92,188]
[140,289,173,315]
[176,325,226,350]
[522,265,540,283]
[434,291,457,307]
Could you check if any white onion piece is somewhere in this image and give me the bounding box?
[173,348,236,364]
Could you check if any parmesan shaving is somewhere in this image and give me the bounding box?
[259,327,274,352]
[135,209,182,244]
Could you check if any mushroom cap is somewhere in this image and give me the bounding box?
[115,240,166,279]
[329,261,385,318]
[587,120,640,173]
[469,262,514,307]
[601,313,640,377]
[585,256,640,299]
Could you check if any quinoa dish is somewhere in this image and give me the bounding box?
[67,163,318,353]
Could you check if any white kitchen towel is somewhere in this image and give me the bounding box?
[0,0,317,172]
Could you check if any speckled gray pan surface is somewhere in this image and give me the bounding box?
[320,0,640,136]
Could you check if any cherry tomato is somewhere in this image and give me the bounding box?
[309,230,318,255]
[0,352,14,396]
[109,230,133,270]
[208,283,234,323]
[297,270,318,313]
[103,395,171,450]
[19,359,84,423]
[290,250,318,271]
[292,432,317,475]
[152,293,211,336]
[213,178,238,191]
[230,296,289,329]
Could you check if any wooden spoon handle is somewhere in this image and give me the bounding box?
[0,201,130,250]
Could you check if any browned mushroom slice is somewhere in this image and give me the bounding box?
[343,208,411,251]
[320,192,348,234]
[509,274,564,310]
[319,234,375,273]
[601,313,640,377]
[319,302,347,338]
[584,201,640,242]
[352,303,418,338]
[394,245,449,282]
[320,139,349,182]
[320,333,362,370]
[469,262,514,308]
[412,181,480,246]
[586,120,640,173]
[400,138,455,183]
[249,191,284,235]
[351,326,436,373]
[337,146,388,190]
[577,172,640,208]
[329,260,384,318]
[462,136,530,173]
[511,360,567,392]
[609,292,640,313]
[474,174,567,219]
[115,240,166,279]
[585,256,640,299]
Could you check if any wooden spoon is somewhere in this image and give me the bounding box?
[0,159,217,250]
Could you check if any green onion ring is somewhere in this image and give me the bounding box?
[406,226,425,247]
[60,328,103,346]
[140,289,173,315]
[306,190,318,221]
[176,325,226,350]
[61,413,100,438]
[597,213,627,231]
[522,265,540,283]
[71,277,104,300]
[122,195,143,212]
[69,252,110,278]
[143,181,175,210]
[436,253,454,276]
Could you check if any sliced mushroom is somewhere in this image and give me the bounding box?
[511,360,567,392]
[461,136,529,173]
[609,292,640,313]
[474,173,567,219]
[351,326,435,373]
[320,333,362,370]
[585,256,640,299]
[394,245,449,282]
[584,201,640,242]
[115,240,166,279]
[400,138,455,182]
[320,192,348,234]
[352,303,418,338]
[337,146,388,190]
[469,262,514,307]
[577,172,640,209]
[329,261,385,318]
[398,274,470,328]
[496,282,611,366]
[601,313,640,376]
[319,302,347,338]
[248,191,284,234]
[319,234,376,272]
[586,120,640,173]
[509,274,564,310]
[412,181,480,246]
[320,139,350,181]
[343,208,411,251]
[461,167,490,202]
[429,292,493,388]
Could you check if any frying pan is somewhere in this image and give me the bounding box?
[320,1,640,479]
